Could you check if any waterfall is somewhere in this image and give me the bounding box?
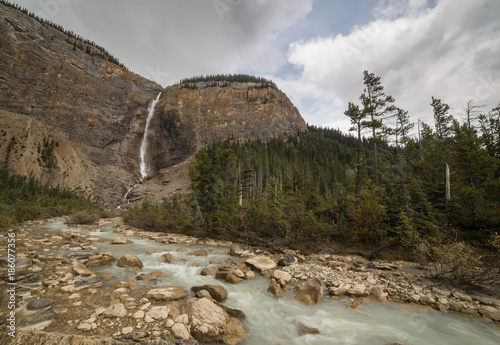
[139,92,161,179]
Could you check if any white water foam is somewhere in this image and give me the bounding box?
[139,92,161,179]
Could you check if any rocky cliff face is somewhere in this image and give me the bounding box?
[146,83,307,176]
[0,3,162,206]
[0,3,307,208]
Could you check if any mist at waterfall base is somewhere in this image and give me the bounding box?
[139,92,161,180]
[43,220,500,345]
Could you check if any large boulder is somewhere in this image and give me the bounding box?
[191,285,228,303]
[145,286,187,301]
[110,237,132,244]
[116,255,143,269]
[17,311,55,331]
[188,249,207,256]
[267,279,281,298]
[229,244,248,256]
[298,278,324,304]
[273,270,292,283]
[369,285,388,303]
[27,298,54,311]
[479,306,500,322]
[184,297,246,345]
[245,256,276,272]
[347,284,366,297]
[278,254,298,266]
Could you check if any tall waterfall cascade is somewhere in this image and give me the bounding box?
[139,92,161,179]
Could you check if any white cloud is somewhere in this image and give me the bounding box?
[15,0,313,86]
[279,0,500,134]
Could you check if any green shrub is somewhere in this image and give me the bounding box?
[68,209,101,225]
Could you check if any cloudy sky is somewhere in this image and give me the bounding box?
[12,0,500,134]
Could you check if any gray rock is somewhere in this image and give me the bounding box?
[61,277,102,292]
[278,254,298,266]
[37,250,100,261]
[19,275,42,288]
[27,298,54,311]
[0,257,32,268]
[468,292,500,307]
[18,310,55,331]
[230,244,248,256]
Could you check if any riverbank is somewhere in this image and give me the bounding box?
[0,217,499,345]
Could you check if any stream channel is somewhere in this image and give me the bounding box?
[44,219,500,345]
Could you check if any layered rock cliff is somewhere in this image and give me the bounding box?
[0,3,307,208]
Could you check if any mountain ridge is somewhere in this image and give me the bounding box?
[0,2,307,208]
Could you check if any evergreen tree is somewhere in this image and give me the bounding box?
[431,97,453,139]
[359,71,395,185]
[344,102,365,191]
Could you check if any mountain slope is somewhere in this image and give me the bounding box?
[0,3,307,208]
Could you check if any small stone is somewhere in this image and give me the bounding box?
[122,326,133,335]
[77,322,92,331]
[95,307,106,315]
[172,323,191,340]
[244,271,257,280]
[163,253,174,263]
[196,290,211,299]
[174,314,189,324]
[133,310,145,319]
[298,324,320,335]
[146,306,169,320]
[103,303,127,317]
[166,319,175,327]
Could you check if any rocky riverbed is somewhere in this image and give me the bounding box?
[0,217,499,345]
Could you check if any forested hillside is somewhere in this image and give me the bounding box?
[124,71,500,286]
